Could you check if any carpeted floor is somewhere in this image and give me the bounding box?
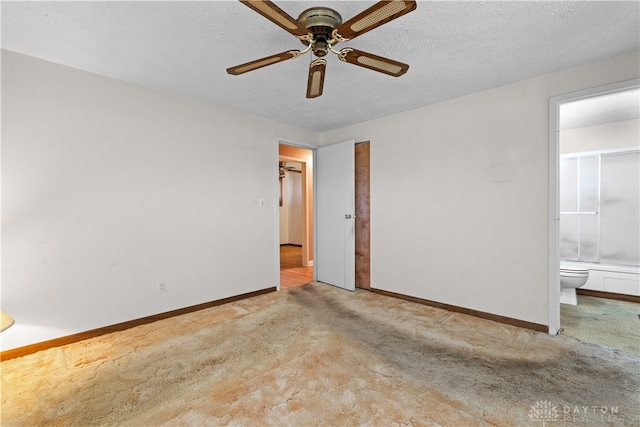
[2,283,639,426]
[280,244,302,269]
[561,295,640,356]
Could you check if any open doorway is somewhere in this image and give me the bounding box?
[279,144,314,289]
[549,80,640,352]
[277,140,370,291]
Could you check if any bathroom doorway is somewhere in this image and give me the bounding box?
[549,80,640,347]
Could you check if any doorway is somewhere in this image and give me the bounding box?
[277,140,371,291]
[548,79,640,336]
[279,144,314,289]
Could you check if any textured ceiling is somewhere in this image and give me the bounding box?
[2,1,639,132]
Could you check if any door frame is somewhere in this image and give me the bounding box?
[355,141,371,289]
[275,137,316,290]
[547,78,639,334]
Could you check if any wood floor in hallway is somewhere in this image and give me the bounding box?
[280,267,313,289]
[280,244,313,289]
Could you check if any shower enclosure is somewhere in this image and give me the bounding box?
[559,148,640,295]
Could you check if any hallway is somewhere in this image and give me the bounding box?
[280,245,313,289]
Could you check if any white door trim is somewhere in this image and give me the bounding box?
[547,78,639,334]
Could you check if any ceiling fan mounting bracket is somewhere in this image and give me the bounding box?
[337,47,353,62]
[310,58,327,67]
[298,7,342,33]
[331,29,349,44]
[288,46,310,59]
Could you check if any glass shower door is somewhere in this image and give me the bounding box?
[599,151,640,266]
[560,150,640,267]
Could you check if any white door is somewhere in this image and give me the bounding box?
[315,140,355,290]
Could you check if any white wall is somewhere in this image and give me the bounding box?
[278,166,303,245]
[320,52,640,326]
[1,50,318,350]
[560,118,640,154]
[278,177,290,245]
[285,170,303,245]
[2,49,638,350]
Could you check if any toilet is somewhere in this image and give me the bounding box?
[560,263,589,305]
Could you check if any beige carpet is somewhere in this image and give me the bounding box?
[2,283,639,426]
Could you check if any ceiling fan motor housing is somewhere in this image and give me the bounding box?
[298,7,342,57]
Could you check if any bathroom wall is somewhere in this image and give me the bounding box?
[560,118,639,154]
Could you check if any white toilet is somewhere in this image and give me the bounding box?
[560,263,589,305]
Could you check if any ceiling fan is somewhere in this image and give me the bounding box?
[227,0,417,98]
[279,161,300,178]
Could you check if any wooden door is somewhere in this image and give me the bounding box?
[355,142,371,289]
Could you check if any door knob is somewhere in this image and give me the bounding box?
[345,214,352,219]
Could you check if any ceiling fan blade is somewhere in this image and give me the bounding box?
[334,0,416,41]
[240,0,312,40]
[339,48,409,77]
[306,59,326,98]
[227,50,301,75]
